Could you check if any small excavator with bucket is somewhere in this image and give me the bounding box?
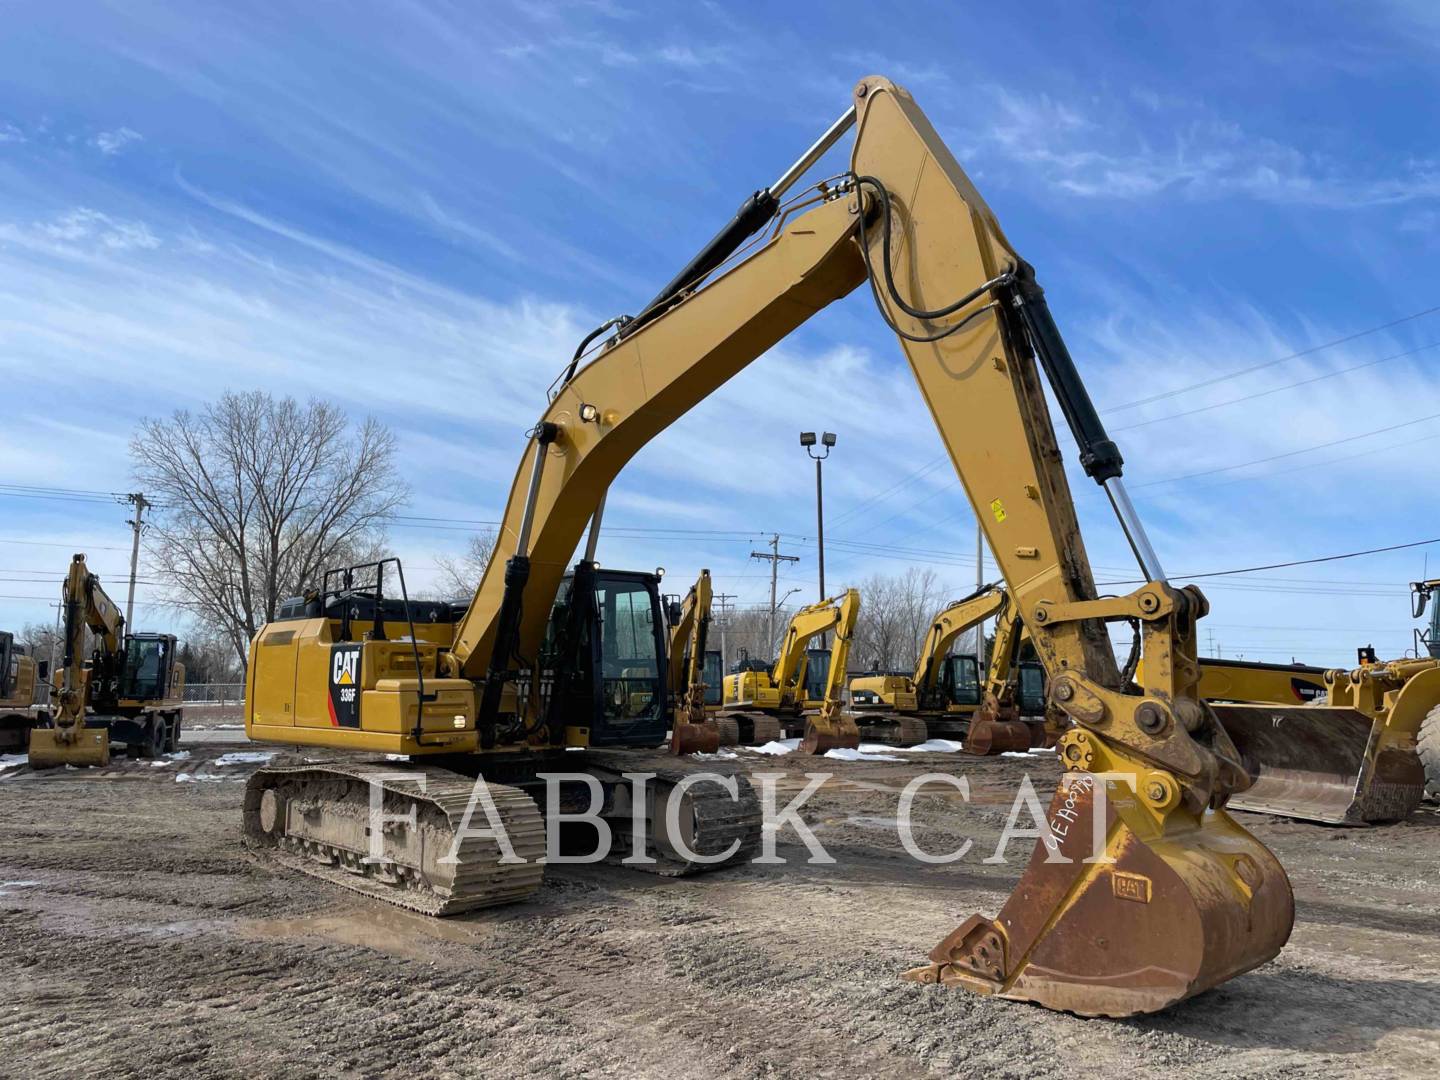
[720,588,861,751]
[240,74,1293,1017]
[849,585,1048,752]
[0,631,39,753]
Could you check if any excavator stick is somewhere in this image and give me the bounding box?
[904,765,1293,1016]
[1212,703,1425,824]
[28,724,110,769]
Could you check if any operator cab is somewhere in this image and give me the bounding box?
[119,633,177,702]
[802,647,831,703]
[544,565,669,748]
[703,650,723,707]
[923,652,981,711]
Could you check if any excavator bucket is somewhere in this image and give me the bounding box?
[905,767,1294,1017]
[28,725,110,769]
[1212,703,1425,825]
[963,719,1033,756]
[799,719,859,754]
[670,721,720,756]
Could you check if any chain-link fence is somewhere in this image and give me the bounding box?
[183,683,245,705]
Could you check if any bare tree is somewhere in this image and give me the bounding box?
[852,572,905,671]
[432,531,497,600]
[131,391,408,668]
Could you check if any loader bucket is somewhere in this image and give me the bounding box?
[28,725,110,769]
[1212,703,1425,825]
[905,769,1293,1017]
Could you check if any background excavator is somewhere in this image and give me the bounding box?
[29,554,186,768]
[666,569,722,753]
[0,630,38,753]
[849,584,1047,751]
[720,588,860,750]
[241,74,1293,1017]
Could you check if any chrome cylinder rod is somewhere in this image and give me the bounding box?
[1103,476,1167,582]
[769,106,857,201]
[583,493,607,564]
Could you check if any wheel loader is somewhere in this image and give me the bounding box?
[1175,579,1440,824]
[28,554,186,767]
[241,74,1294,1017]
[719,588,861,751]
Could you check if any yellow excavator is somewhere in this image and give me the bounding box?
[0,630,38,753]
[666,569,722,754]
[29,553,186,768]
[848,584,1048,751]
[241,74,1292,1017]
[720,588,861,751]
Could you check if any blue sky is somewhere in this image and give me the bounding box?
[3,0,1440,664]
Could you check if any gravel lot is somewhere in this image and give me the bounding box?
[1,739,1436,1079]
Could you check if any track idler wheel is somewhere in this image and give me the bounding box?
[903,760,1294,1016]
[712,717,741,747]
[670,721,720,755]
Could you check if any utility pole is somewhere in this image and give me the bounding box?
[714,592,736,672]
[123,492,150,629]
[1206,629,1216,658]
[750,533,799,656]
[48,600,62,706]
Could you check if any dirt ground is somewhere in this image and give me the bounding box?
[1,739,1437,1080]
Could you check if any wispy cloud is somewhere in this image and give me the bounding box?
[967,87,1440,207]
[91,126,143,155]
[4,207,161,253]
[0,122,24,144]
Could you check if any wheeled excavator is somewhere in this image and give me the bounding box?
[0,631,38,753]
[848,584,1048,751]
[241,75,1293,1017]
[720,588,861,751]
[29,553,186,767]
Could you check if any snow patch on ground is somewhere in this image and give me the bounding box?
[0,880,39,896]
[691,749,739,760]
[886,739,965,753]
[149,759,178,767]
[0,754,28,770]
[1001,747,1058,759]
[165,750,191,760]
[748,739,802,755]
[215,751,276,766]
[825,747,903,762]
[176,772,228,783]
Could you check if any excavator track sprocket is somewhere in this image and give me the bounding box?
[243,761,546,916]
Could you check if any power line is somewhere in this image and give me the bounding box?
[1131,408,1440,489]
[1110,340,1440,435]
[1102,301,1440,414]
[1097,535,1440,587]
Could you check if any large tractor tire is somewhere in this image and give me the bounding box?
[1420,704,1440,803]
